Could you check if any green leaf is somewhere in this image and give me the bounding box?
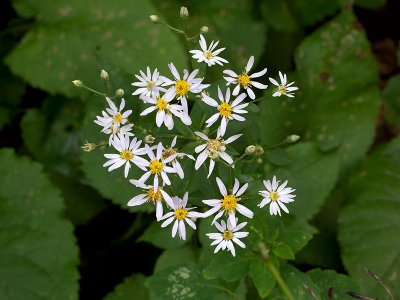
[272,242,295,260]
[307,269,360,300]
[258,10,381,175]
[338,136,400,299]
[0,148,79,299]
[383,74,400,128]
[154,246,197,272]
[6,0,186,98]
[265,148,292,166]
[147,263,224,300]
[279,230,312,253]
[104,273,150,300]
[249,259,276,298]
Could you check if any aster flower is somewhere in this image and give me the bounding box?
[140,88,192,130]
[136,143,177,191]
[258,175,296,216]
[161,192,202,240]
[128,180,174,221]
[189,34,228,67]
[202,177,254,227]
[202,87,248,137]
[131,66,167,98]
[194,131,241,178]
[103,134,149,178]
[269,71,299,98]
[161,63,210,113]
[206,218,249,257]
[223,56,268,99]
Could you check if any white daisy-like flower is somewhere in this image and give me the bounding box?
[136,143,177,192]
[189,34,228,67]
[131,66,167,98]
[103,134,149,178]
[94,98,133,145]
[202,87,248,137]
[202,177,254,227]
[161,63,210,113]
[160,136,195,179]
[128,180,174,221]
[206,218,249,257]
[140,88,191,130]
[269,71,299,98]
[258,175,296,216]
[161,192,202,240]
[194,131,241,178]
[223,56,268,99]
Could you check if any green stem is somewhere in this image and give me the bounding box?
[258,243,295,300]
[249,97,265,104]
[82,85,107,97]
[160,20,183,34]
[264,140,287,150]
[181,19,193,72]
[231,152,249,166]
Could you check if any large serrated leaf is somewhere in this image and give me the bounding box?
[103,273,150,300]
[338,136,400,299]
[0,148,79,300]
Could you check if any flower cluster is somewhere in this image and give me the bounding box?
[84,25,299,257]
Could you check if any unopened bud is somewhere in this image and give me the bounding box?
[286,134,300,144]
[81,141,96,152]
[150,15,159,24]
[200,26,209,34]
[115,89,124,97]
[256,158,262,164]
[72,80,84,87]
[144,135,155,144]
[255,145,264,155]
[245,145,256,154]
[100,69,109,80]
[180,6,189,19]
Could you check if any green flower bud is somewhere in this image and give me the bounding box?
[115,88,124,97]
[150,15,159,24]
[81,142,96,152]
[72,80,83,87]
[144,135,156,144]
[200,26,209,34]
[245,145,256,154]
[255,145,264,155]
[180,6,189,19]
[286,134,300,144]
[100,69,109,80]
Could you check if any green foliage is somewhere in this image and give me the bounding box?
[0,148,79,299]
[154,246,197,272]
[249,259,276,298]
[104,274,150,300]
[338,136,400,299]
[6,0,187,98]
[383,75,400,128]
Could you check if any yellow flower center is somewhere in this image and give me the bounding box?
[278,85,286,95]
[238,73,251,88]
[270,191,279,201]
[162,148,176,161]
[207,139,224,152]
[113,113,123,123]
[223,230,234,240]
[120,150,133,161]
[175,208,188,220]
[147,80,154,90]
[221,195,237,211]
[203,51,213,60]
[149,160,163,174]
[156,98,168,110]
[218,102,232,118]
[208,149,219,159]
[147,187,163,203]
[175,80,190,96]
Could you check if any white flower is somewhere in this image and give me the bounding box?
[189,34,228,67]
[202,87,248,137]
[128,180,174,221]
[103,134,149,178]
[258,175,296,216]
[131,67,167,98]
[269,71,299,98]
[194,131,241,178]
[94,98,133,145]
[202,177,254,227]
[161,192,201,240]
[206,218,248,257]
[160,136,195,179]
[223,56,268,99]
[161,63,210,113]
[136,143,177,191]
[139,88,191,130]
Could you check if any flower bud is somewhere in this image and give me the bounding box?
[72,80,83,87]
[115,89,124,97]
[256,158,263,164]
[286,134,300,144]
[149,15,159,24]
[81,142,96,152]
[100,69,109,80]
[180,6,189,19]
[200,26,209,34]
[144,135,156,144]
[255,145,264,155]
[245,145,256,154]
